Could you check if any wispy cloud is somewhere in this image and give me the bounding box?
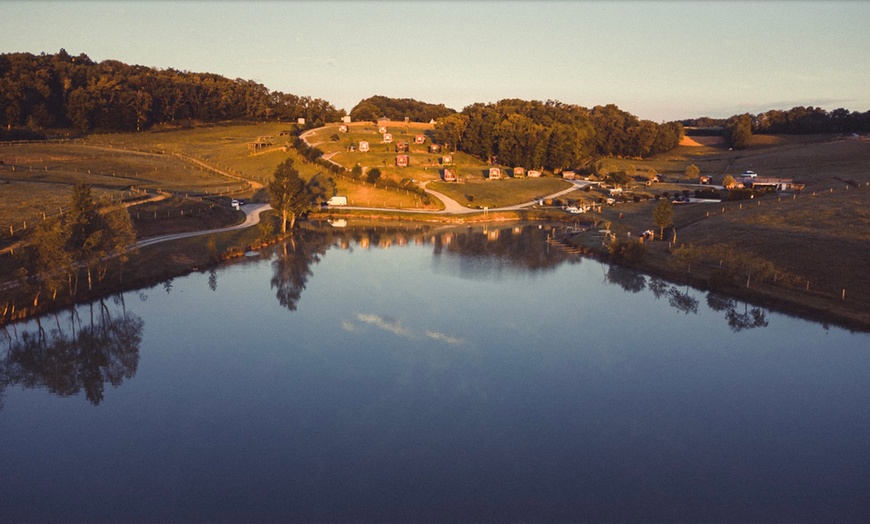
[425,330,465,345]
[356,313,413,338]
[348,313,466,346]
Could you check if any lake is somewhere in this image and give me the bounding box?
[2,223,869,523]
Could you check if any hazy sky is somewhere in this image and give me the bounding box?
[2,1,868,121]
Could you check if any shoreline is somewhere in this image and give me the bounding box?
[2,210,868,333]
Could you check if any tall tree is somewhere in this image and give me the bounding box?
[268,159,313,233]
[725,114,752,149]
[653,198,674,240]
[66,183,105,291]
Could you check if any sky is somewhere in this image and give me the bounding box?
[2,0,868,122]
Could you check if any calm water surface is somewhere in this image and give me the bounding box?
[2,224,869,522]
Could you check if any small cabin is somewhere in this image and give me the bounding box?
[297,118,305,125]
[527,170,541,178]
[396,142,409,152]
[441,155,453,165]
[513,167,525,178]
[383,133,393,143]
[338,124,348,133]
[396,155,409,167]
[443,168,457,182]
[429,144,442,153]
[341,115,351,123]
[359,141,369,152]
[414,135,426,144]
[562,171,577,180]
[488,167,501,180]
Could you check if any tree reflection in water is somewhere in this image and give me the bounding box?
[270,230,332,311]
[668,286,700,315]
[602,263,768,330]
[605,265,647,293]
[0,296,143,407]
[707,292,769,331]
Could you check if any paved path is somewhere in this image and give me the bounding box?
[135,203,271,249]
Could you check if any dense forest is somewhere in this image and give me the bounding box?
[431,99,684,171]
[0,50,344,135]
[349,95,456,123]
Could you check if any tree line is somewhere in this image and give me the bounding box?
[349,95,456,123]
[0,50,344,135]
[7,184,138,318]
[683,106,870,149]
[431,99,684,171]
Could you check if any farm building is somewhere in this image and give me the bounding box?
[488,167,501,180]
[359,141,369,152]
[527,170,541,178]
[441,155,453,165]
[396,155,409,167]
[396,142,409,152]
[247,136,274,151]
[443,168,457,182]
[429,144,442,153]
[342,115,351,123]
[738,176,797,191]
[383,133,393,143]
[513,167,525,178]
[339,125,348,133]
[414,135,426,144]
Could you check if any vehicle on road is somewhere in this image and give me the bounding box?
[327,196,348,206]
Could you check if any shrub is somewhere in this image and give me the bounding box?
[610,239,647,267]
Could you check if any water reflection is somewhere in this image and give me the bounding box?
[605,265,646,293]
[269,223,772,331]
[602,264,769,330]
[0,296,143,406]
[270,230,332,311]
[706,293,770,331]
[265,223,579,312]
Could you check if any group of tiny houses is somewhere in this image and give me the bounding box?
[329,118,555,185]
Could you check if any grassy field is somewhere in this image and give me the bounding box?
[560,135,870,328]
[0,142,245,234]
[430,178,571,208]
